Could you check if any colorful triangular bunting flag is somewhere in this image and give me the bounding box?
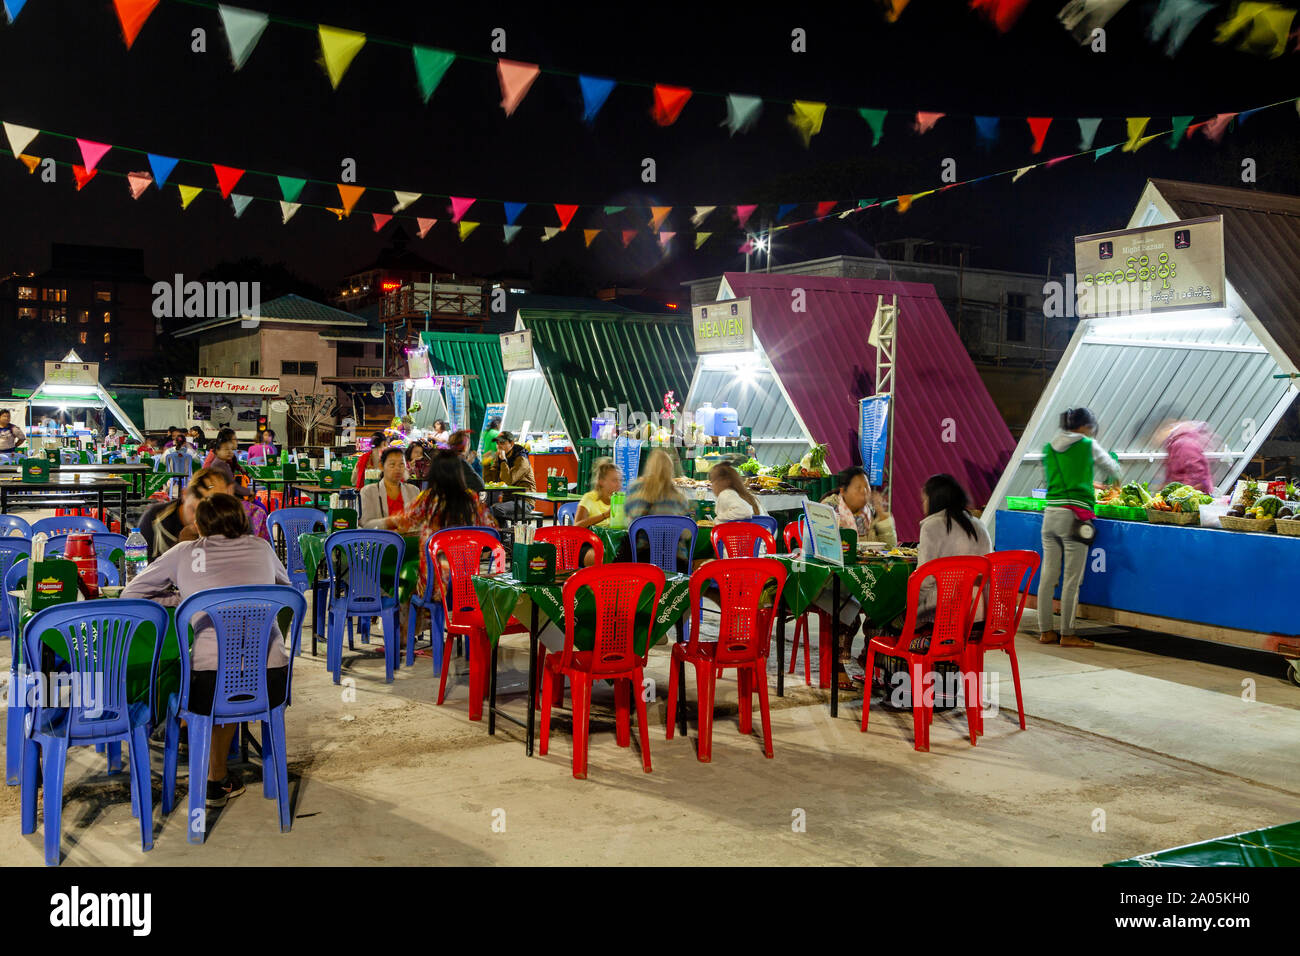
[72,165,97,191]
[1122,117,1150,151]
[651,85,692,126]
[691,206,715,227]
[18,154,39,173]
[277,175,306,203]
[412,46,455,103]
[416,217,436,238]
[231,194,254,218]
[859,108,887,146]
[621,230,637,247]
[3,0,28,23]
[649,206,671,231]
[148,153,178,189]
[127,171,153,197]
[337,184,365,216]
[1077,117,1102,150]
[392,191,420,212]
[584,229,600,248]
[695,232,711,250]
[218,4,269,70]
[3,122,38,158]
[449,196,475,223]
[212,164,244,199]
[502,224,522,244]
[458,221,478,242]
[914,112,944,134]
[579,75,616,123]
[554,204,579,230]
[788,100,827,147]
[372,213,392,232]
[114,0,160,50]
[498,59,540,116]
[735,204,757,228]
[722,94,763,135]
[541,226,561,242]
[280,201,301,224]
[503,201,526,225]
[76,138,111,174]
[1201,112,1237,142]
[318,25,367,89]
[177,184,202,209]
[1026,117,1052,154]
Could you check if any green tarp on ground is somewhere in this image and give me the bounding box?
[1107,821,1300,866]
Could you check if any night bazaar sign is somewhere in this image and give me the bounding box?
[1073,216,1225,318]
[694,298,754,354]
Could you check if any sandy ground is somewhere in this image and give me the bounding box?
[2,606,1298,866]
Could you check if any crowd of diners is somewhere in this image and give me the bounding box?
[110,417,1003,806]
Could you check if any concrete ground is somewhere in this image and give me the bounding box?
[2,606,1298,866]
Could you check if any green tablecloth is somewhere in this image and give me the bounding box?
[299,531,420,603]
[590,525,715,564]
[471,572,691,656]
[769,554,914,621]
[1106,820,1300,866]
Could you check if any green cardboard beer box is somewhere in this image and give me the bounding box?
[282,462,298,481]
[546,475,568,498]
[319,469,340,489]
[44,449,59,465]
[22,458,50,483]
[512,542,556,584]
[840,528,859,564]
[327,508,357,531]
[695,499,716,522]
[28,559,79,611]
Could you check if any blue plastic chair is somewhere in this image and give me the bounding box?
[159,585,306,843]
[324,530,405,684]
[96,558,120,588]
[4,548,31,786]
[45,532,128,569]
[268,508,326,596]
[628,514,697,575]
[31,516,108,538]
[557,501,579,526]
[58,449,79,465]
[744,514,779,538]
[19,599,168,865]
[0,514,31,537]
[404,526,502,671]
[163,451,192,497]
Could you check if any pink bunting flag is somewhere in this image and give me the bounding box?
[449,196,476,223]
[372,213,392,232]
[1045,155,1071,168]
[735,204,757,228]
[416,217,437,238]
[497,59,540,116]
[1201,113,1237,142]
[658,232,675,247]
[127,171,153,198]
[76,138,112,174]
[738,238,755,254]
[913,112,944,134]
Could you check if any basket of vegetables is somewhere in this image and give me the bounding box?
[1146,482,1210,525]
[1096,482,1151,521]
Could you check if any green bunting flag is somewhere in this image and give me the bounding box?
[412,46,455,103]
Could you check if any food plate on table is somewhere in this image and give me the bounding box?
[858,541,888,554]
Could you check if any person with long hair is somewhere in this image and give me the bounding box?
[616,449,693,569]
[207,431,256,500]
[405,440,430,486]
[445,428,485,492]
[575,458,621,529]
[708,461,762,520]
[914,474,992,626]
[1039,406,1122,648]
[123,493,291,808]
[354,431,389,489]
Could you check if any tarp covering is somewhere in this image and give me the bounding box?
[719,273,1016,540]
[1107,819,1300,867]
[419,331,508,442]
[516,310,697,443]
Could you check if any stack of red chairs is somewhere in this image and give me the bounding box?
[666,558,787,761]
[54,507,121,534]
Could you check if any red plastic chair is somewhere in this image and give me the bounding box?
[972,550,1040,734]
[710,521,776,559]
[430,530,524,721]
[539,564,665,779]
[782,521,832,688]
[861,555,989,752]
[533,526,605,707]
[666,558,787,761]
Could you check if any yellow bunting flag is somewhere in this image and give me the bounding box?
[19,154,40,173]
[584,229,600,247]
[541,226,560,242]
[788,100,827,147]
[318,25,367,89]
[1133,132,1164,151]
[1012,166,1032,182]
[325,208,347,220]
[649,206,671,230]
[458,221,479,242]
[1214,1,1296,58]
[912,189,936,202]
[177,184,202,210]
[1122,117,1150,151]
[337,184,365,216]
[694,232,711,249]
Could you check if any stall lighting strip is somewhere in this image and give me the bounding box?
[1083,338,1267,353]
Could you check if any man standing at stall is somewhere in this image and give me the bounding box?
[0,409,26,453]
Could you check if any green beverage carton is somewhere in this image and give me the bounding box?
[22,458,50,483]
[512,542,557,584]
[840,528,859,564]
[326,508,357,531]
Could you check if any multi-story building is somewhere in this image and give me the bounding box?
[0,243,156,366]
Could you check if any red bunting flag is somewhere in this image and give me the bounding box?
[914,112,944,134]
[76,139,112,174]
[735,204,757,228]
[554,204,579,230]
[970,0,1030,32]
[738,238,754,254]
[815,201,836,218]
[651,85,692,126]
[212,164,245,199]
[113,0,160,49]
[621,230,637,247]
[72,164,98,191]
[1026,117,1052,154]
[372,213,392,232]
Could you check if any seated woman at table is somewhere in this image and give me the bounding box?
[445,429,485,494]
[201,428,236,469]
[139,467,271,559]
[616,449,693,570]
[207,433,257,501]
[405,440,430,487]
[575,458,620,529]
[381,452,497,643]
[709,461,764,521]
[821,466,897,548]
[360,447,419,528]
[247,428,278,466]
[122,492,292,808]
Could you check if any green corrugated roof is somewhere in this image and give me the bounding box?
[419,331,508,437]
[517,310,697,440]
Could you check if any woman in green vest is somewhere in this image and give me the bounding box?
[1038,406,1122,648]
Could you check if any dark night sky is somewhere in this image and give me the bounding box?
[0,0,1296,292]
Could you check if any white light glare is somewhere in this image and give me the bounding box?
[1088,312,1235,338]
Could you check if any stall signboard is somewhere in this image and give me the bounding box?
[478,402,507,455]
[801,499,843,567]
[1073,216,1225,318]
[394,383,407,420]
[44,361,98,387]
[859,394,890,486]
[500,330,535,372]
[406,344,433,380]
[184,376,282,395]
[694,298,754,354]
[444,376,468,431]
[614,433,643,482]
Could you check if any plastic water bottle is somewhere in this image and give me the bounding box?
[124,528,148,583]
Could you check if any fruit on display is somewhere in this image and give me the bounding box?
[1247,494,1284,519]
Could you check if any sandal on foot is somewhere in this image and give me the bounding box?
[1039,630,1060,644]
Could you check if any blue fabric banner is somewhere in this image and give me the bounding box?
[859,394,890,486]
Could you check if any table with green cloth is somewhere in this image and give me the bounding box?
[589,525,716,565]
[471,571,692,756]
[767,554,915,714]
[299,531,422,609]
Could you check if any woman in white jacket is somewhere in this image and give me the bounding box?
[709,462,765,521]
[360,447,420,528]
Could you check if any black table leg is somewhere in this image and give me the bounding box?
[527,603,538,756]
[489,637,499,736]
[777,605,787,698]
[119,487,127,527]
[830,575,841,718]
